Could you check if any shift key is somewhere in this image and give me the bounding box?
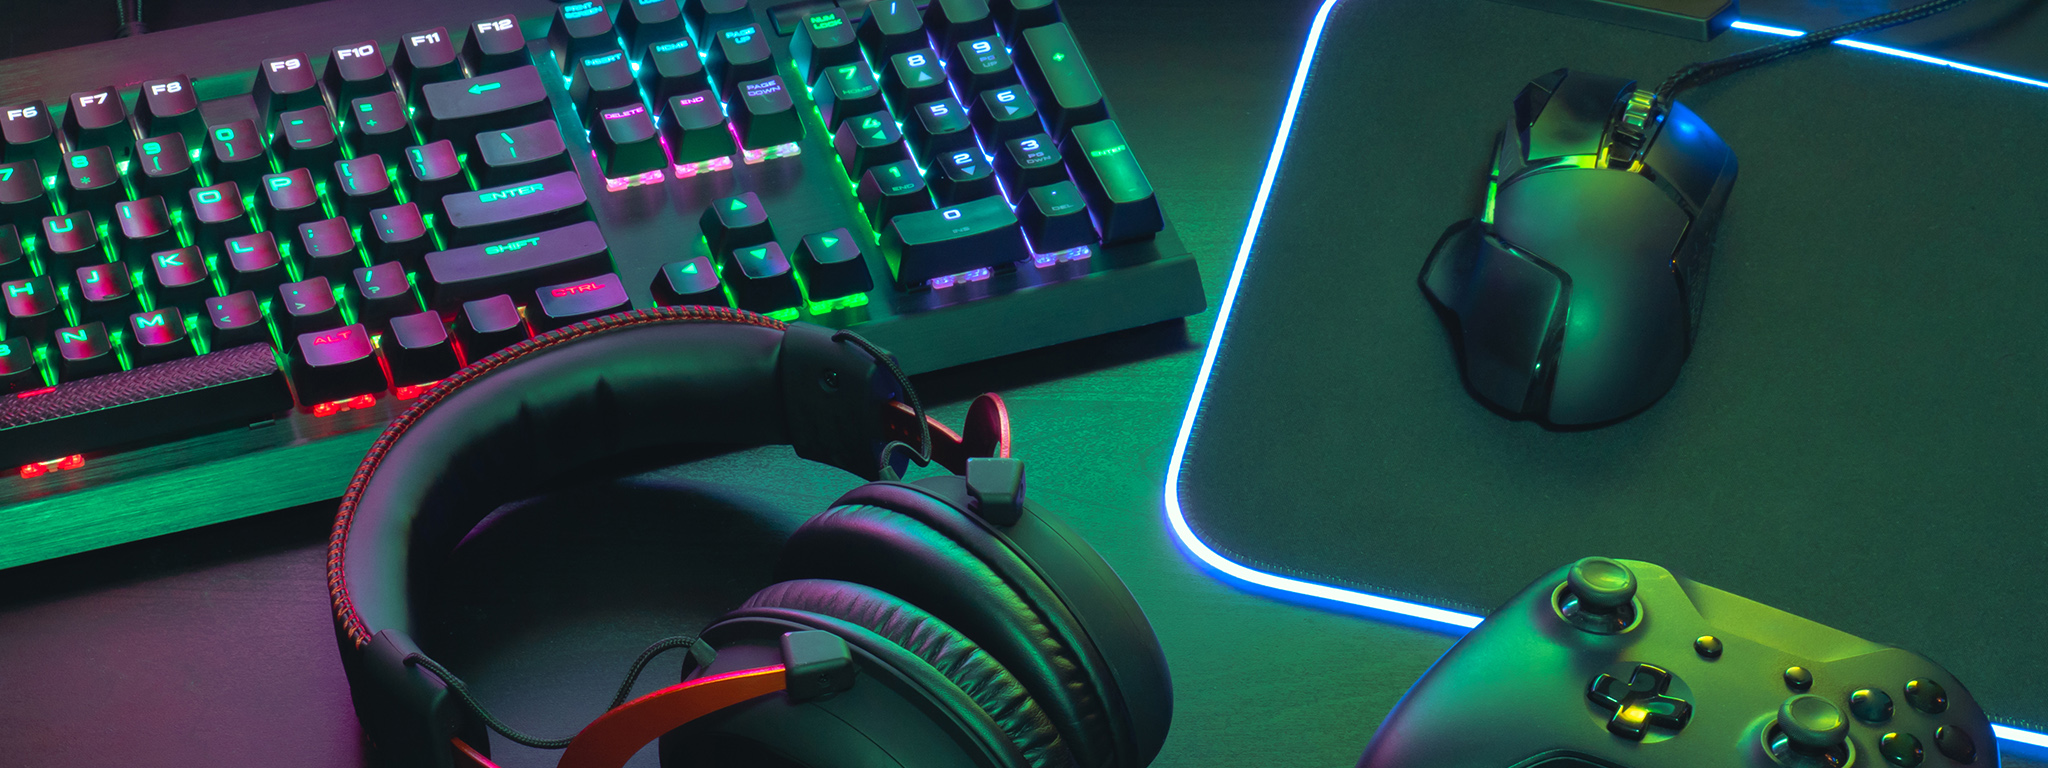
[442,170,591,245]
[424,220,614,307]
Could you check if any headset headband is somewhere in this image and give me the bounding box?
[327,307,947,765]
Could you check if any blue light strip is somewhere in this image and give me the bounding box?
[1160,0,2048,750]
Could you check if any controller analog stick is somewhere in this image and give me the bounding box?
[1778,694,1850,752]
[1567,557,1638,611]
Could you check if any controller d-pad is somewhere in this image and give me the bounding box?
[1588,664,1693,740]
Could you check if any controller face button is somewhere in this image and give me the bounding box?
[1905,679,1948,714]
[1784,666,1814,691]
[1777,694,1850,751]
[1587,664,1692,740]
[1849,688,1894,723]
[1694,635,1723,659]
[1879,732,1924,767]
[1933,725,1976,764]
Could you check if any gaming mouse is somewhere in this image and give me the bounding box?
[1421,68,1737,426]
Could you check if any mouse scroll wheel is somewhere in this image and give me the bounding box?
[1604,89,1659,169]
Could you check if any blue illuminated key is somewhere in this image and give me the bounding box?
[908,98,976,162]
[998,133,1068,191]
[859,1,928,56]
[997,0,1061,31]
[974,85,1043,144]
[885,48,950,109]
[948,35,1019,94]
[858,160,935,231]
[442,170,591,246]
[928,0,996,45]
[881,196,1031,288]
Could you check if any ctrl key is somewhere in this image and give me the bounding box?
[291,323,387,406]
[533,272,631,332]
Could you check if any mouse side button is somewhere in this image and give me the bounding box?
[1422,220,1566,416]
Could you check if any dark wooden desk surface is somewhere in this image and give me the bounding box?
[3,2,2043,766]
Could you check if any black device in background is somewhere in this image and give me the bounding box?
[328,307,1172,768]
[1420,0,1972,427]
[0,0,1203,567]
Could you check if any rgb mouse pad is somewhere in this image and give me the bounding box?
[1170,0,2048,735]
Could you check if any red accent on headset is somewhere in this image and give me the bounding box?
[884,392,1012,474]
[552,665,789,768]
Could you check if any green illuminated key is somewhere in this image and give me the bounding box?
[1063,120,1162,243]
[1017,23,1108,135]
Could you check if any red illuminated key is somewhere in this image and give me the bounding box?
[225,232,289,296]
[124,307,194,365]
[279,276,344,336]
[205,291,270,349]
[386,311,460,386]
[149,247,213,309]
[592,104,666,179]
[291,323,388,405]
[0,335,37,393]
[533,272,630,331]
[54,322,119,380]
[457,294,528,358]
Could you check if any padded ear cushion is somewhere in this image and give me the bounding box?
[774,484,1129,768]
[739,579,1075,768]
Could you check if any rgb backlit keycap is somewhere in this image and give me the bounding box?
[261,168,327,233]
[547,2,623,73]
[354,261,422,328]
[225,233,289,295]
[974,85,1043,144]
[701,192,774,259]
[55,322,120,380]
[1022,180,1097,252]
[834,112,910,179]
[114,197,178,265]
[124,307,194,365]
[592,104,668,179]
[396,27,466,99]
[711,25,776,91]
[460,15,531,75]
[424,221,614,307]
[949,35,1019,93]
[794,229,874,303]
[858,160,935,230]
[443,171,592,246]
[684,0,752,48]
[534,272,631,331]
[75,263,141,325]
[405,140,468,205]
[3,276,62,341]
[0,101,62,173]
[276,105,343,171]
[386,311,461,386]
[886,48,950,108]
[570,49,641,112]
[292,323,387,405]
[908,98,976,162]
[618,0,686,53]
[421,65,553,151]
[324,40,398,102]
[792,9,860,86]
[299,216,365,280]
[457,294,528,357]
[1064,119,1164,243]
[366,203,434,270]
[475,120,573,187]
[350,92,415,161]
[61,147,122,211]
[62,86,134,161]
[135,76,204,146]
[42,212,102,266]
[149,247,213,308]
[814,61,887,133]
[733,76,802,151]
[999,133,1068,192]
[724,243,801,314]
[651,256,723,306]
[882,196,1031,288]
[204,291,270,349]
[859,1,928,55]
[0,160,51,229]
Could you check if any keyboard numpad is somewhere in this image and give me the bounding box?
[858,160,935,231]
[813,61,887,134]
[75,263,140,326]
[948,35,1018,94]
[907,98,975,163]
[885,48,950,109]
[973,85,1043,144]
[710,24,777,92]
[859,1,928,56]
[348,92,415,161]
[1021,180,1095,252]
[881,196,1030,288]
[834,112,909,179]
[1062,119,1163,243]
[794,229,873,303]
[569,49,641,112]
[997,133,1067,192]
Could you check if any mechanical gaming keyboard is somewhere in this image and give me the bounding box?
[0,0,1202,566]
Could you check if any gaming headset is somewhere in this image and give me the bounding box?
[326,306,1173,768]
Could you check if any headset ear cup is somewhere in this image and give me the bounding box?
[777,483,1142,768]
[666,579,1075,768]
